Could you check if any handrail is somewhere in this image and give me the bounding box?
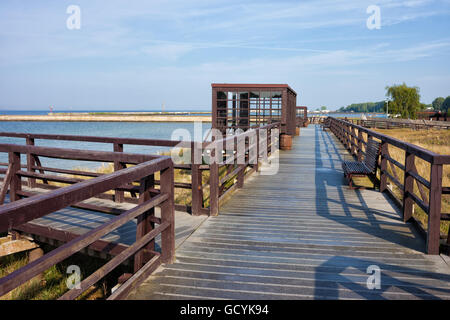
[327,117,450,254]
[0,144,175,299]
[0,131,192,148]
[205,122,281,216]
[0,123,282,217]
[0,132,195,212]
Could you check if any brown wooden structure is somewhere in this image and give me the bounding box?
[211,84,297,136]
[296,106,308,127]
[0,123,279,217]
[354,118,450,130]
[0,144,175,299]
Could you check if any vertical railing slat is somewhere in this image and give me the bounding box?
[427,163,443,255]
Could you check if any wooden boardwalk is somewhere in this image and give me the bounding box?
[127,125,450,300]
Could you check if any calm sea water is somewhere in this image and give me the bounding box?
[0,110,210,116]
[0,121,211,169]
[312,112,388,118]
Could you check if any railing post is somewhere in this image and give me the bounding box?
[427,163,443,254]
[357,129,363,161]
[379,141,388,192]
[236,136,244,188]
[255,128,260,172]
[209,147,220,216]
[113,143,125,203]
[160,164,175,264]
[351,126,356,156]
[345,123,351,150]
[191,163,203,216]
[8,151,21,202]
[134,174,155,272]
[402,151,415,222]
[26,137,36,188]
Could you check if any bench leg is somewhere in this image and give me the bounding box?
[348,174,354,189]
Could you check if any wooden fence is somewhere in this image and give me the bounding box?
[0,122,280,298]
[0,124,279,217]
[0,144,175,299]
[328,117,450,254]
[352,118,450,130]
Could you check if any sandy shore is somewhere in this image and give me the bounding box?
[0,114,212,122]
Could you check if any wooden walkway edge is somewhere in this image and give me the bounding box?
[127,125,450,300]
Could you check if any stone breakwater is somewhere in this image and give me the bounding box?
[0,114,212,122]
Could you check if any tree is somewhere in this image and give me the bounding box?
[321,106,327,110]
[339,101,385,113]
[432,97,445,111]
[385,83,421,119]
[442,96,450,113]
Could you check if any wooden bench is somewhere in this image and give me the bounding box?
[342,139,381,189]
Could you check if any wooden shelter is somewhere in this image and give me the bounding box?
[211,84,297,135]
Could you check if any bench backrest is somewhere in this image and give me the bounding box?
[364,139,381,173]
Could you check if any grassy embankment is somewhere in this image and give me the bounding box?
[351,128,450,235]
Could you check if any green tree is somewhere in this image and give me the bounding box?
[442,96,450,113]
[385,83,421,119]
[321,106,327,110]
[432,97,445,111]
[339,101,384,113]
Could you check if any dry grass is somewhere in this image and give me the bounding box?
[352,128,450,235]
[0,244,117,300]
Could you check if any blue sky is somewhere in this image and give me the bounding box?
[0,0,449,111]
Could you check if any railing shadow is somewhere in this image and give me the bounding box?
[314,255,450,299]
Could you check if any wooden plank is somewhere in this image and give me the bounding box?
[403,152,415,222]
[0,143,160,164]
[134,174,155,272]
[427,164,443,255]
[0,164,12,205]
[59,223,168,300]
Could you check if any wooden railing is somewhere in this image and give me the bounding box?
[0,144,174,299]
[349,118,450,130]
[309,116,326,124]
[206,122,280,216]
[0,132,200,214]
[328,117,450,254]
[0,123,280,217]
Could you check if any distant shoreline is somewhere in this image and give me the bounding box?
[0,114,212,122]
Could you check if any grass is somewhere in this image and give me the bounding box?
[0,243,127,300]
[351,128,450,235]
